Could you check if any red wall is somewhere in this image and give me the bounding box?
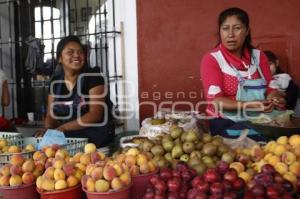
[137,0,300,120]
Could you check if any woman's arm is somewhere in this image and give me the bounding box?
[1,80,10,107]
[45,94,58,129]
[56,85,105,132]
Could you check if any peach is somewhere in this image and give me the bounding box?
[0,164,12,176]
[90,152,101,164]
[281,151,296,165]
[63,163,76,177]
[9,175,22,186]
[277,136,288,145]
[44,167,55,180]
[8,145,21,153]
[22,172,35,184]
[36,176,43,189]
[73,152,83,163]
[239,171,252,182]
[275,162,289,175]
[111,177,123,191]
[67,175,79,187]
[113,163,123,176]
[0,138,8,149]
[86,177,96,192]
[137,154,148,166]
[84,143,97,154]
[293,146,300,157]
[85,164,97,176]
[91,167,103,181]
[45,158,53,169]
[139,163,150,174]
[148,161,156,172]
[289,134,300,147]
[289,162,300,176]
[273,144,287,156]
[126,148,139,156]
[0,175,10,186]
[75,163,86,172]
[250,145,264,161]
[230,162,245,174]
[129,165,139,177]
[33,151,43,161]
[95,179,109,192]
[267,155,281,166]
[81,175,90,188]
[98,151,106,160]
[80,154,91,165]
[22,159,35,172]
[116,154,126,164]
[1,146,9,153]
[33,167,44,178]
[10,165,22,176]
[45,147,56,158]
[53,159,65,169]
[283,172,297,185]
[54,168,66,181]
[41,178,55,191]
[74,168,84,180]
[55,179,67,190]
[55,149,68,160]
[10,154,25,166]
[125,155,137,167]
[119,171,131,186]
[103,165,117,181]
[24,144,35,152]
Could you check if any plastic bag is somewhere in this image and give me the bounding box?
[37,129,67,150]
[223,129,260,149]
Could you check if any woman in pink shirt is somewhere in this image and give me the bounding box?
[200,7,285,140]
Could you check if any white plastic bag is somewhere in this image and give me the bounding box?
[223,129,260,149]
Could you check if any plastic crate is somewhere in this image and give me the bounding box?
[23,137,88,156]
[0,132,23,147]
[0,132,33,166]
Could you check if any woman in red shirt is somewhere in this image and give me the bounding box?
[200,7,285,140]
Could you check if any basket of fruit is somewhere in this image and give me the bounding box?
[0,154,41,199]
[0,133,36,165]
[37,184,83,199]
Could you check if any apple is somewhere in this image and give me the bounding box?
[191,176,202,187]
[223,168,238,182]
[251,184,265,197]
[203,169,220,183]
[266,186,280,198]
[261,164,276,175]
[232,177,245,190]
[223,179,233,192]
[216,161,229,174]
[167,177,181,192]
[282,180,294,193]
[196,180,209,193]
[223,192,237,199]
[160,168,172,182]
[172,170,181,178]
[209,182,224,196]
[181,170,193,183]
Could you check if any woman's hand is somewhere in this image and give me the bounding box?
[34,128,46,137]
[271,97,286,110]
[243,100,274,113]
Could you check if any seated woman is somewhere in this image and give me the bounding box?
[36,35,115,147]
[264,50,299,109]
[200,8,285,141]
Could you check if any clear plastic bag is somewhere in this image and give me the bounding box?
[223,129,260,149]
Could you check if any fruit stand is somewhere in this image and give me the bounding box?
[0,115,300,199]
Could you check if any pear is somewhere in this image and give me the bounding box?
[181,132,188,142]
[202,143,217,156]
[195,142,204,150]
[202,133,213,143]
[185,130,199,142]
[188,156,201,167]
[171,145,183,159]
[190,150,202,159]
[162,134,173,143]
[164,153,173,162]
[156,157,169,168]
[182,142,195,154]
[170,126,183,139]
[202,155,214,166]
[217,144,229,156]
[142,140,154,152]
[151,145,165,156]
[162,141,174,152]
[174,138,182,146]
[221,152,235,164]
[212,136,223,145]
[193,163,207,175]
[180,154,190,162]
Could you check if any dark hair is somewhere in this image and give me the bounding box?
[217,7,254,54]
[56,35,83,60]
[263,50,278,64]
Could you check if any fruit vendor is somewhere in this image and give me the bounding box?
[200,7,285,140]
[35,36,115,147]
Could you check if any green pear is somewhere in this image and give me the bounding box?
[150,145,165,156]
[202,133,213,143]
[180,154,190,162]
[182,142,195,154]
[193,163,207,175]
[188,156,201,167]
[171,145,183,159]
[162,140,174,152]
[185,130,199,142]
[195,142,204,150]
[181,132,188,142]
[161,134,173,143]
[164,152,173,162]
[190,150,202,159]
[170,126,183,139]
[202,143,217,156]
[142,140,154,152]
[151,118,166,125]
[212,135,223,145]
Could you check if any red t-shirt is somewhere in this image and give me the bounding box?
[200,44,273,115]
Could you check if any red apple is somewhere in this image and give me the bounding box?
[154,179,167,194]
[223,192,237,199]
[282,180,294,193]
[196,180,209,193]
[266,186,280,198]
[187,188,198,199]
[191,176,202,187]
[223,168,238,182]
[203,169,220,183]
[181,170,192,183]
[232,177,245,190]
[172,170,181,178]
[261,164,276,175]
[167,177,181,192]
[216,161,229,174]
[223,179,233,192]
[176,161,189,172]
[251,184,265,197]
[209,182,224,196]
[160,168,173,182]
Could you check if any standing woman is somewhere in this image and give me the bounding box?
[200,7,285,140]
[37,36,115,147]
[0,69,10,110]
